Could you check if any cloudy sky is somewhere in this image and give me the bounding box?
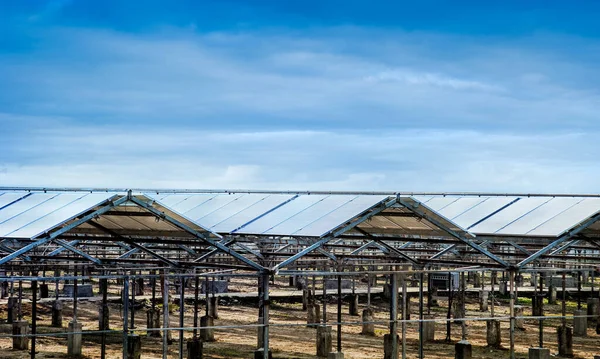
[1,1,599,192]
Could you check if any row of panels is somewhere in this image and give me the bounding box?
[416,195,600,237]
[146,193,389,237]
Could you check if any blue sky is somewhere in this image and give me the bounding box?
[1,1,599,192]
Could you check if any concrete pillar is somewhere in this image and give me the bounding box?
[254,348,272,359]
[307,303,321,327]
[51,300,63,327]
[557,326,573,357]
[302,289,310,311]
[479,290,488,312]
[581,271,589,284]
[67,321,83,356]
[135,278,144,296]
[528,347,550,359]
[454,340,472,359]
[99,303,110,330]
[187,337,203,359]
[0,281,7,298]
[473,273,481,288]
[573,310,587,337]
[328,352,344,359]
[209,296,219,319]
[423,314,435,343]
[499,281,508,295]
[383,283,392,299]
[12,320,29,350]
[453,295,465,324]
[514,305,525,330]
[429,286,439,307]
[587,298,600,319]
[547,286,557,305]
[200,315,215,342]
[532,295,544,317]
[361,308,375,335]
[383,333,399,359]
[349,294,359,316]
[316,325,333,357]
[127,334,142,359]
[39,283,49,298]
[486,319,501,348]
[146,308,161,337]
[7,296,18,323]
[515,274,524,287]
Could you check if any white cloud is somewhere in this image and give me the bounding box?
[1,27,599,192]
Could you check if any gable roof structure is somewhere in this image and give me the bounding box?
[0,188,599,273]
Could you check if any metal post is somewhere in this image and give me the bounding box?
[367,274,371,308]
[163,272,169,359]
[390,273,398,359]
[262,273,270,359]
[194,274,200,338]
[31,279,37,359]
[490,271,496,317]
[461,271,466,340]
[179,275,185,359]
[323,274,327,323]
[538,272,544,347]
[130,275,135,330]
[73,267,78,323]
[123,275,129,359]
[18,279,23,320]
[401,274,407,359]
[577,271,582,310]
[337,274,342,352]
[509,271,515,359]
[561,272,567,328]
[419,272,424,359]
[101,277,108,359]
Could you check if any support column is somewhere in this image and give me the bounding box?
[209,296,219,319]
[258,273,271,359]
[509,271,516,359]
[479,290,489,312]
[67,321,83,356]
[52,300,63,328]
[384,272,398,359]
[316,325,333,357]
[528,347,550,359]
[12,320,29,350]
[361,308,375,335]
[573,309,587,337]
[127,334,142,359]
[7,296,18,323]
[348,294,359,316]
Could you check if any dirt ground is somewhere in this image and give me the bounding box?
[0,278,598,359]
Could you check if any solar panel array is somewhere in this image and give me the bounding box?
[416,195,600,237]
[0,191,117,239]
[146,193,389,237]
[2,190,600,240]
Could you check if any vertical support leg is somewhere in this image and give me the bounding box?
[130,274,135,330]
[337,274,342,353]
[123,276,129,359]
[31,280,37,359]
[179,275,185,359]
[419,272,424,359]
[538,273,544,348]
[194,274,200,338]
[163,272,169,359]
[101,277,108,359]
[401,274,407,359]
[509,271,515,359]
[262,273,270,359]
